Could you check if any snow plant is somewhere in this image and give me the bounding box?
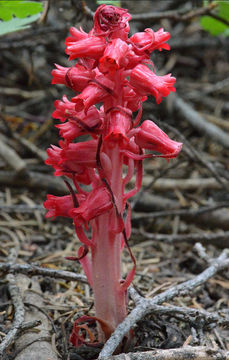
[44,4,182,346]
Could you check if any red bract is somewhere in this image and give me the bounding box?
[45,4,182,347]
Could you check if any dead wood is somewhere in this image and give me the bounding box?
[174,95,229,148]
[0,274,25,357]
[0,262,88,284]
[139,229,229,249]
[13,275,59,360]
[0,136,28,177]
[0,170,66,194]
[140,177,228,191]
[135,193,229,230]
[99,346,229,360]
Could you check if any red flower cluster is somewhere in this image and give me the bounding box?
[44,4,182,344]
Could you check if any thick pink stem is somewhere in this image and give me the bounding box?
[90,144,127,341]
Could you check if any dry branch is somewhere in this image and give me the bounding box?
[140,230,229,249]
[99,346,229,360]
[174,95,229,149]
[0,170,66,194]
[141,177,228,191]
[129,287,229,327]
[0,274,25,356]
[0,136,28,176]
[0,262,88,283]
[13,275,59,360]
[135,193,229,230]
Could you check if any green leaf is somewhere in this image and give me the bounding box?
[0,13,40,36]
[0,1,43,21]
[218,1,229,20]
[200,1,229,36]
[96,0,121,7]
[201,16,228,35]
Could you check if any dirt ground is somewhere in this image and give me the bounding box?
[0,1,229,359]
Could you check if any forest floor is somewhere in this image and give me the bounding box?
[0,1,229,359]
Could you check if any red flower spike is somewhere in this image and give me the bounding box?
[45,4,182,346]
[130,64,176,104]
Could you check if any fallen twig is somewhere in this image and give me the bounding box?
[98,249,229,358]
[0,274,25,356]
[0,135,28,176]
[99,346,229,360]
[129,287,229,328]
[174,95,229,149]
[140,177,228,191]
[133,202,229,220]
[0,240,25,356]
[13,275,59,360]
[154,119,228,191]
[0,262,88,284]
[0,170,66,194]
[140,230,229,249]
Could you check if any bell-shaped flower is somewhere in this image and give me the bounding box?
[104,106,132,147]
[70,186,113,228]
[44,194,85,219]
[134,120,182,158]
[60,139,97,168]
[130,64,176,104]
[51,64,95,92]
[56,106,102,141]
[130,28,170,54]
[45,142,92,184]
[52,96,76,122]
[99,38,129,73]
[65,36,106,61]
[92,4,131,40]
[123,86,147,112]
[65,27,88,47]
[72,75,114,113]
